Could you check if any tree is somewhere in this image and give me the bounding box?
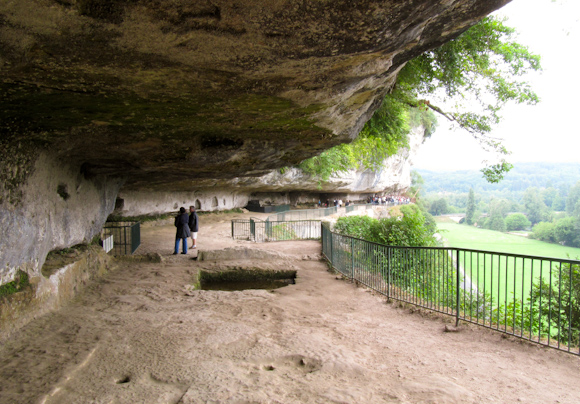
[554,217,579,247]
[299,17,540,182]
[371,205,437,247]
[505,213,531,231]
[542,187,559,209]
[483,198,510,232]
[395,16,541,182]
[298,95,430,180]
[465,188,476,225]
[410,170,424,199]
[429,198,449,216]
[552,195,566,212]
[487,211,506,232]
[566,181,580,216]
[523,188,548,225]
[531,222,556,243]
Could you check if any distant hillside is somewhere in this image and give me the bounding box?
[416,162,580,195]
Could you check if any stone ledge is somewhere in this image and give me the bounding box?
[0,245,114,342]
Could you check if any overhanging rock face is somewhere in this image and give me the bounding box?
[1,0,509,191]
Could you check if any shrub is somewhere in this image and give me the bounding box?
[554,217,579,247]
[335,205,437,247]
[505,213,531,231]
[334,215,376,240]
[531,221,556,243]
[486,212,506,232]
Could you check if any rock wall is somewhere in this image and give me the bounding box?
[116,126,425,216]
[118,189,252,216]
[241,124,426,194]
[0,151,122,285]
[0,245,114,342]
[0,0,509,291]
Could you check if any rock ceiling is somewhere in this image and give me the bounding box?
[0,0,510,190]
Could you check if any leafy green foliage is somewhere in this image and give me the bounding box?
[523,188,549,225]
[399,17,540,136]
[481,160,514,183]
[298,143,357,181]
[554,217,579,247]
[505,213,531,231]
[398,17,540,180]
[465,188,476,225]
[299,96,421,180]
[410,170,424,199]
[0,271,30,297]
[429,198,449,216]
[529,262,580,346]
[542,187,559,209]
[530,222,556,243]
[334,205,437,247]
[566,181,580,216]
[486,212,506,232]
[300,17,540,183]
[333,215,376,240]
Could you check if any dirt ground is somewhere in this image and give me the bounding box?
[1,210,580,404]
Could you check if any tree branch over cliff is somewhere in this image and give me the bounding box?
[398,16,540,180]
[300,16,541,183]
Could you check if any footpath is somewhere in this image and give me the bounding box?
[0,211,579,403]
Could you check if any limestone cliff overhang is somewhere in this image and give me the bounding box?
[0,0,509,190]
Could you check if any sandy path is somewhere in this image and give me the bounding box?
[1,211,579,403]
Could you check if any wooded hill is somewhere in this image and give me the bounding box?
[417,162,580,196]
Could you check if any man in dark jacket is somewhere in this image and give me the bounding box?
[188,206,199,249]
[174,207,191,254]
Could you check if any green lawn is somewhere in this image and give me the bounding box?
[437,221,580,301]
[436,222,580,259]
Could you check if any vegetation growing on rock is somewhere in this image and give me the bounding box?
[0,271,30,298]
[334,204,437,248]
[299,16,541,183]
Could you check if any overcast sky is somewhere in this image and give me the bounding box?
[412,0,580,171]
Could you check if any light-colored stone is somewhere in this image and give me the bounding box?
[116,126,425,216]
[0,245,114,342]
[0,152,122,284]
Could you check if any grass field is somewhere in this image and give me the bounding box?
[436,220,580,302]
[436,221,580,259]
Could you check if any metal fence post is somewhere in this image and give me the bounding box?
[387,246,391,300]
[330,230,334,269]
[456,249,460,327]
[351,237,355,281]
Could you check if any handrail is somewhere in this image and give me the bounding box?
[321,221,580,355]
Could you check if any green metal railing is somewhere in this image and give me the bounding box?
[233,203,394,241]
[266,206,338,222]
[232,218,321,242]
[103,222,141,255]
[322,223,580,355]
[264,203,396,222]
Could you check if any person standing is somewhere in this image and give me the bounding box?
[173,207,191,255]
[188,205,199,249]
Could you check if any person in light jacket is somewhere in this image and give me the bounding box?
[188,205,199,249]
[173,207,191,255]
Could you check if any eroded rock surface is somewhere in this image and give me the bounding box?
[0,0,509,284]
[116,125,426,216]
[1,0,509,189]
